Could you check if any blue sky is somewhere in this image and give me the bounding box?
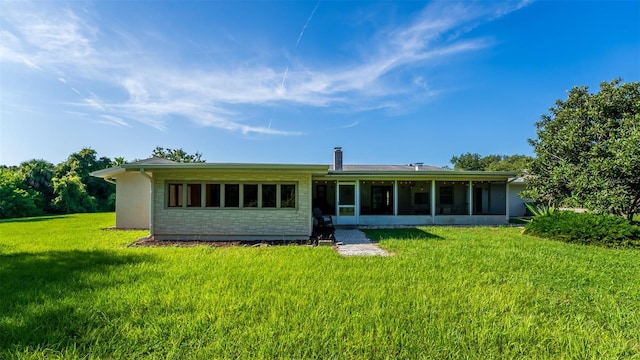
[1,1,638,167]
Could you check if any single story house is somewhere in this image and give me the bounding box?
[91,147,528,241]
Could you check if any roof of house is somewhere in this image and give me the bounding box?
[90,158,330,178]
[91,158,519,179]
[127,157,179,165]
[330,164,449,172]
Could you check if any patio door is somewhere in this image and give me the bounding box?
[336,182,357,225]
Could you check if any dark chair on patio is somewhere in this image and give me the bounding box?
[313,207,333,228]
[311,207,334,246]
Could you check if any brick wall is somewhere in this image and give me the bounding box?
[152,170,312,240]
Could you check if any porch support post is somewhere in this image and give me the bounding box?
[431,180,436,222]
[393,180,398,216]
[468,181,473,216]
[505,181,510,224]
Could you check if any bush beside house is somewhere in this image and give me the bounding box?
[523,210,640,248]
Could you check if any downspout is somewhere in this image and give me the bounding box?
[139,168,154,237]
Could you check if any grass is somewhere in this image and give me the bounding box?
[1,214,639,359]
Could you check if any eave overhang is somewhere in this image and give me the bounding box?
[92,163,330,177]
[90,167,126,179]
[319,170,519,181]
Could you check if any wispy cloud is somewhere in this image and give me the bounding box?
[0,1,530,136]
[99,114,131,128]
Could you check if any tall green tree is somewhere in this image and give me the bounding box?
[51,173,97,214]
[0,168,43,219]
[151,147,205,163]
[525,79,640,221]
[19,159,55,211]
[55,148,114,211]
[113,157,126,166]
[450,153,532,172]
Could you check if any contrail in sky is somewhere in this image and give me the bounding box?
[280,65,289,93]
[275,1,319,131]
[295,1,320,47]
[284,2,319,89]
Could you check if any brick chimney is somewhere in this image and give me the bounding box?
[333,147,343,171]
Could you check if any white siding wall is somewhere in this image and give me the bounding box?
[115,172,150,229]
[152,171,312,240]
[508,183,528,217]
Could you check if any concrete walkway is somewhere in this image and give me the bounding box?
[334,228,390,256]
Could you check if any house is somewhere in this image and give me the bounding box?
[91,147,527,241]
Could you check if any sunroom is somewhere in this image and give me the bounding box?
[311,174,516,226]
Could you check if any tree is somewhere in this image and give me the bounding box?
[151,147,205,163]
[19,159,55,211]
[55,148,114,211]
[485,155,533,171]
[113,157,126,166]
[450,153,532,172]
[525,79,640,221]
[0,168,43,219]
[51,173,97,214]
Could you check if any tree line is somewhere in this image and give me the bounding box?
[449,153,532,171]
[0,147,204,219]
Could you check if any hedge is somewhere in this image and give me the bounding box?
[523,211,640,248]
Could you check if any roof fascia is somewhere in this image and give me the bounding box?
[121,163,329,174]
[321,170,519,179]
[90,167,125,178]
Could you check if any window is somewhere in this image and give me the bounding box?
[225,184,240,207]
[414,192,429,206]
[440,186,453,205]
[371,185,393,215]
[262,184,277,208]
[187,184,201,207]
[206,184,220,207]
[168,184,183,207]
[281,184,296,208]
[243,184,258,207]
[167,182,295,209]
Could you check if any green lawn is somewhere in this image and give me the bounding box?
[1,214,639,359]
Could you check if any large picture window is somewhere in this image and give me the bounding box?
[225,184,240,207]
[167,182,296,209]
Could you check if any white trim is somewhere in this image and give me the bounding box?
[139,169,154,236]
[468,180,473,216]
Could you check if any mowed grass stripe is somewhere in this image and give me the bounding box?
[1,214,639,358]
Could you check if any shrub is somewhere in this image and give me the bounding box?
[523,211,640,248]
[525,202,555,217]
[51,174,97,214]
[0,168,43,219]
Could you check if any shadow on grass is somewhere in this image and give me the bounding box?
[0,250,155,354]
[0,215,69,223]
[364,228,444,242]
